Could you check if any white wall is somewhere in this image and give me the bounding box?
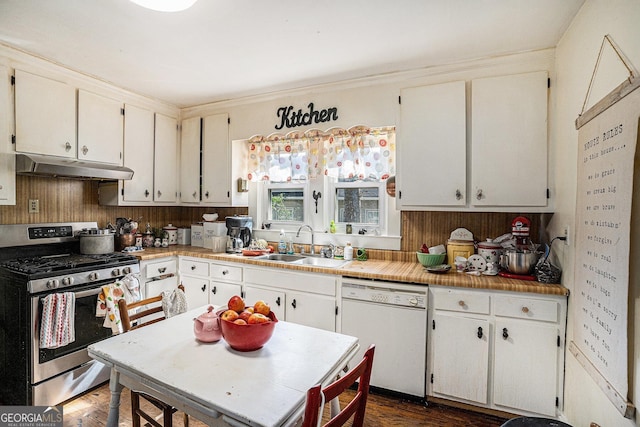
[552,1,640,425]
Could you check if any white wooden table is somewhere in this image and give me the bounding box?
[88,306,359,427]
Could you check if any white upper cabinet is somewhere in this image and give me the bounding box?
[14,69,76,158]
[178,113,231,206]
[397,71,550,211]
[471,71,548,207]
[123,104,155,202]
[154,113,178,203]
[179,116,201,204]
[202,113,230,205]
[77,90,124,165]
[398,81,466,208]
[0,64,15,205]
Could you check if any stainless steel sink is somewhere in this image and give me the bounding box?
[254,253,348,268]
[254,253,306,262]
[290,257,348,268]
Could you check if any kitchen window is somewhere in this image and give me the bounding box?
[246,126,395,237]
[267,185,306,223]
[331,181,384,233]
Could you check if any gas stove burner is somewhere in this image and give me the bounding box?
[0,252,137,275]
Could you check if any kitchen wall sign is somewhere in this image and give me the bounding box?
[275,102,338,130]
[571,36,639,418]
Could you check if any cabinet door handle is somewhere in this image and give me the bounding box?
[276,297,281,306]
[191,265,196,270]
[158,267,167,274]
[291,299,297,309]
[201,284,206,292]
[521,306,530,314]
[205,191,210,198]
[81,145,89,155]
[65,141,72,152]
[212,286,217,294]
[458,300,465,307]
[144,190,150,198]
[477,326,483,339]
[222,270,229,275]
[502,328,509,339]
[157,190,162,198]
[455,189,462,200]
[476,189,483,200]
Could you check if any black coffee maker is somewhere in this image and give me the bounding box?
[225,216,252,253]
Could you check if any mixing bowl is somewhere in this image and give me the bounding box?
[218,309,278,351]
[416,252,446,267]
[500,250,540,275]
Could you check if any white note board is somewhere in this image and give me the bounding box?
[572,77,640,418]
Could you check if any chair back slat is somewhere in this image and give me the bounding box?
[302,344,375,427]
[117,285,184,332]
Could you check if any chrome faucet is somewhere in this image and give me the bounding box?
[296,224,315,254]
[320,243,335,259]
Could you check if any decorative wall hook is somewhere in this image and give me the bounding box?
[312,190,322,214]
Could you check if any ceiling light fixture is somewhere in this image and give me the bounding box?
[129,0,198,12]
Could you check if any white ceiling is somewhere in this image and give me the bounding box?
[0,0,585,108]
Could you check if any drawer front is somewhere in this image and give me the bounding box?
[210,263,243,282]
[179,257,209,277]
[145,259,177,279]
[493,295,558,322]
[244,267,336,296]
[432,289,490,314]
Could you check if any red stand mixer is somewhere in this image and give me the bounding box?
[498,216,539,281]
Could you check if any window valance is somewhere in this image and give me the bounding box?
[246,125,395,183]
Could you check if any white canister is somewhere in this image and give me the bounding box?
[177,227,191,245]
[477,239,503,264]
[191,223,204,247]
[163,224,178,245]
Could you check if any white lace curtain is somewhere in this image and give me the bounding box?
[246,126,395,183]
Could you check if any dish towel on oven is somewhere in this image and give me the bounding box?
[162,287,187,318]
[40,292,76,349]
[96,274,141,334]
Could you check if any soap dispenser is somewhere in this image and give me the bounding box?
[278,230,287,254]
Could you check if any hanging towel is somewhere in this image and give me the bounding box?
[40,292,76,349]
[162,287,188,318]
[97,274,142,334]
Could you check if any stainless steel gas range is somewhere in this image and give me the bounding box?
[0,222,140,406]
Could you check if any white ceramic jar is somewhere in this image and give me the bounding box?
[477,238,503,264]
[162,224,178,245]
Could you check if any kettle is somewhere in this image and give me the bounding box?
[193,306,222,343]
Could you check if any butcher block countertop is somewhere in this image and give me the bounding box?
[134,246,569,297]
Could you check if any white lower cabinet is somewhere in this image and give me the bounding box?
[428,286,566,417]
[178,257,243,308]
[179,257,210,308]
[141,257,179,299]
[244,267,337,332]
[431,312,489,404]
[209,262,243,306]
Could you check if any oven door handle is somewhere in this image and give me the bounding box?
[38,285,105,302]
[74,287,105,299]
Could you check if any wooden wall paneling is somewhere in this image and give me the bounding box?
[0,176,553,263]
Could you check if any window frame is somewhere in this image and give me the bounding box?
[327,179,387,235]
[261,181,309,227]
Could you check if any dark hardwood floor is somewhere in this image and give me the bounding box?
[63,383,509,426]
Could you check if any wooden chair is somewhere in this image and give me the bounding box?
[117,285,189,427]
[302,344,375,427]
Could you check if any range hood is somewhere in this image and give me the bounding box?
[16,153,134,180]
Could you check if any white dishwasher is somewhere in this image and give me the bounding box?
[341,279,427,397]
